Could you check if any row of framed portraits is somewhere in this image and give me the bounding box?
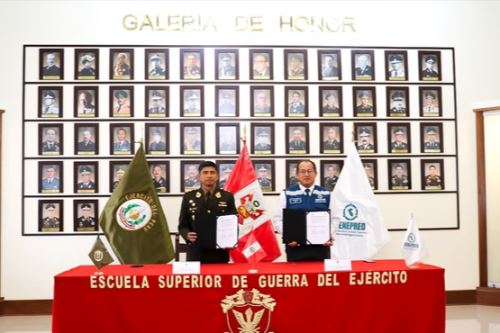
[36,85,445,119]
[36,121,446,157]
[38,47,444,82]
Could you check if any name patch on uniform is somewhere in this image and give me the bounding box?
[315,198,327,203]
[289,198,302,204]
[218,201,227,207]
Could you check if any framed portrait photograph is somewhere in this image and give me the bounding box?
[216,160,236,189]
[215,49,239,80]
[110,48,133,80]
[149,161,170,193]
[181,123,204,155]
[353,86,376,117]
[145,48,168,80]
[146,123,169,155]
[419,51,441,81]
[319,87,342,117]
[145,86,168,118]
[386,87,409,117]
[385,50,408,81]
[320,123,343,154]
[286,123,309,154]
[216,123,240,155]
[251,123,274,155]
[109,161,129,192]
[419,87,442,117]
[318,50,341,81]
[420,123,443,153]
[421,159,444,190]
[250,86,274,117]
[74,161,98,194]
[181,49,204,80]
[180,86,204,117]
[253,160,275,192]
[39,200,63,232]
[75,48,99,80]
[320,160,344,191]
[39,48,64,80]
[110,86,133,117]
[39,123,63,156]
[285,87,308,117]
[39,161,63,193]
[181,160,203,192]
[354,122,377,154]
[250,49,273,80]
[388,159,411,190]
[215,86,239,117]
[286,160,301,187]
[38,86,62,118]
[352,50,375,81]
[74,200,99,232]
[284,49,307,80]
[110,124,134,155]
[74,86,98,118]
[74,123,98,155]
[388,123,411,154]
[361,159,378,190]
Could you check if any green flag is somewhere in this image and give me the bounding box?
[88,235,114,269]
[99,145,175,264]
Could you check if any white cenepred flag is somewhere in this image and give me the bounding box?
[331,142,389,260]
[224,141,281,263]
[401,214,429,266]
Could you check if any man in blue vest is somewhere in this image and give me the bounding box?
[273,160,334,261]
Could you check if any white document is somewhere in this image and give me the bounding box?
[216,214,238,248]
[306,211,331,244]
[172,261,200,275]
[324,259,352,272]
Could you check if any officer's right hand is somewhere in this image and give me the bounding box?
[288,241,300,247]
[187,232,198,243]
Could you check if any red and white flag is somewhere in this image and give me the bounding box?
[224,142,281,263]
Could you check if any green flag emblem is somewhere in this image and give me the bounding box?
[88,236,114,269]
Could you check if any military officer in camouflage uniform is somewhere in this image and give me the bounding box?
[41,203,60,231]
[76,203,96,231]
[323,165,339,191]
[425,164,442,189]
[391,164,409,189]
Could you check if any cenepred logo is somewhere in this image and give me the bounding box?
[343,203,359,221]
[116,195,154,231]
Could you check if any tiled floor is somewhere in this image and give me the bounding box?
[0,305,499,332]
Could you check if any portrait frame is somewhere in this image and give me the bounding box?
[251,123,275,155]
[421,159,445,191]
[74,48,99,80]
[73,200,99,232]
[180,123,204,155]
[250,86,274,117]
[352,50,375,81]
[284,49,308,80]
[39,48,64,80]
[216,123,240,155]
[180,48,204,80]
[420,122,443,153]
[109,86,134,118]
[385,50,408,81]
[320,160,344,192]
[74,123,99,155]
[253,160,275,193]
[38,86,63,118]
[320,122,343,154]
[388,122,411,154]
[353,86,377,117]
[38,200,63,232]
[38,123,63,156]
[180,86,204,117]
[215,49,239,80]
[148,161,170,193]
[216,160,237,189]
[285,160,301,187]
[145,123,169,155]
[388,159,412,190]
[250,49,273,80]
[110,123,134,155]
[319,86,343,117]
[361,159,378,190]
[386,87,409,117]
[354,122,377,154]
[145,86,169,118]
[285,123,309,155]
[73,161,98,194]
[419,50,442,81]
[285,86,308,117]
[180,160,203,192]
[110,48,134,80]
[215,86,239,117]
[419,87,442,117]
[74,86,98,118]
[109,161,130,192]
[318,50,341,81]
[38,161,63,194]
[145,48,168,80]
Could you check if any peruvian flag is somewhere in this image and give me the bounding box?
[224,141,281,263]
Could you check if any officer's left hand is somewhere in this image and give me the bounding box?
[323,239,334,247]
